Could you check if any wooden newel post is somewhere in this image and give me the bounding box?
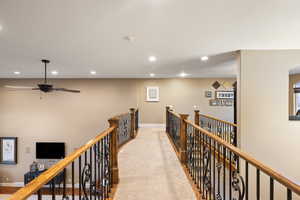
[108,117,119,184]
[166,106,170,133]
[194,110,200,125]
[130,108,136,139]
[179,114,189,164]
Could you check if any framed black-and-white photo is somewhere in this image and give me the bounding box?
[0,137,17,164]
[215,91,234,99]
[146,86,159,102]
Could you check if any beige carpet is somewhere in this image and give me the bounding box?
[114,127,196,200]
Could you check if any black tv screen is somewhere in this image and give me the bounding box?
[36,142,65,159]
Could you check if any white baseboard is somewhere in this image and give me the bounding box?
[139,123,165,128]
[0,182,24,187]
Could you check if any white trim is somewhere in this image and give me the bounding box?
[0,182,24,187]
[139,123,165,128]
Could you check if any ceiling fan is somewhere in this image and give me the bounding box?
[5,59,80,93]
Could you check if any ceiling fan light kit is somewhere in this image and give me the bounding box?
[5,59,80,94]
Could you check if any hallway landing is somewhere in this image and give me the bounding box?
[114,127,196,200]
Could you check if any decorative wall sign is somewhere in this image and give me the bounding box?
[221,81,232,89]
[215,91,234,99]
[232,81,237,88]
[205,91,212,98]
[0,137,17,164]
[146,86,159,102]
[209,99,233,107]
[212,81,221,90]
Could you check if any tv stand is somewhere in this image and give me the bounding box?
[24,169,64,188]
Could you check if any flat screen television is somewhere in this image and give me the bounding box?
[36,142,65,159]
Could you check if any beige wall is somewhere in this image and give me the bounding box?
[137,78,235,123]
[0,77,235,183]
[0,79,138,183]
[239,50,300,199]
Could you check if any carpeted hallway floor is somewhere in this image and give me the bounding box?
[114,127,196,200]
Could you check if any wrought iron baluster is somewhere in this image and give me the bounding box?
[199,131,202,192]
[209,137,212,199]
[216,161,222,200]
[79,155,82,200]
[100,138,104,200]
[229,151,232,199]
[105,135,109,197]
[223,146,226,199]
[270,177,274,200]
[90,148,93,200]
[51,179,55,200]
[287,189,292,200]
[192,129,195,180]
[257,169,260,200]
[81,163,91,200]
[202,133,205,194]
[63,168,67,199]
[232,169,245,200]
[108,134,112,194]
[97,141,101,200]
[37,189,42,200]
[72,161,74,200]
[203,143,211,198]
[94,144,97,200]
[213,140,216,200]
[246,161,249,200]
[196,127,200,189]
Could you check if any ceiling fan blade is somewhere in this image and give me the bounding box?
[54,88,80,93]
[4,85,36,90]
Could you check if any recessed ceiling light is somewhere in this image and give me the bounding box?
[148,56,157,63]
[51,71,58,75]
[179,72,188,77]
[201,56,209,61]
[14,71,20,75]
[90,71,96,75]
[0,25,3,32]
[150,73,155,77]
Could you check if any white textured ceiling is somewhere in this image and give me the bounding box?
[0,0,300,78]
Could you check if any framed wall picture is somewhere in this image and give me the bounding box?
[209,99,233,107]
[215,91,234,99]
[146,86,159,102]
[205,91,212,98]
[0,137,18,164]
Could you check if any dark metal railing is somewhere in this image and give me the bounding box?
[166,106,300,200]
[197,112,237,146]
[8,108,139,200]
[135,109,139,132]
[117,113,131,146]
[166,107,181,152]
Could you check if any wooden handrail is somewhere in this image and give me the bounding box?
[184,119,300,195]
[198,113,237,127]
[8,127,115,200]
[168,110,181,119]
